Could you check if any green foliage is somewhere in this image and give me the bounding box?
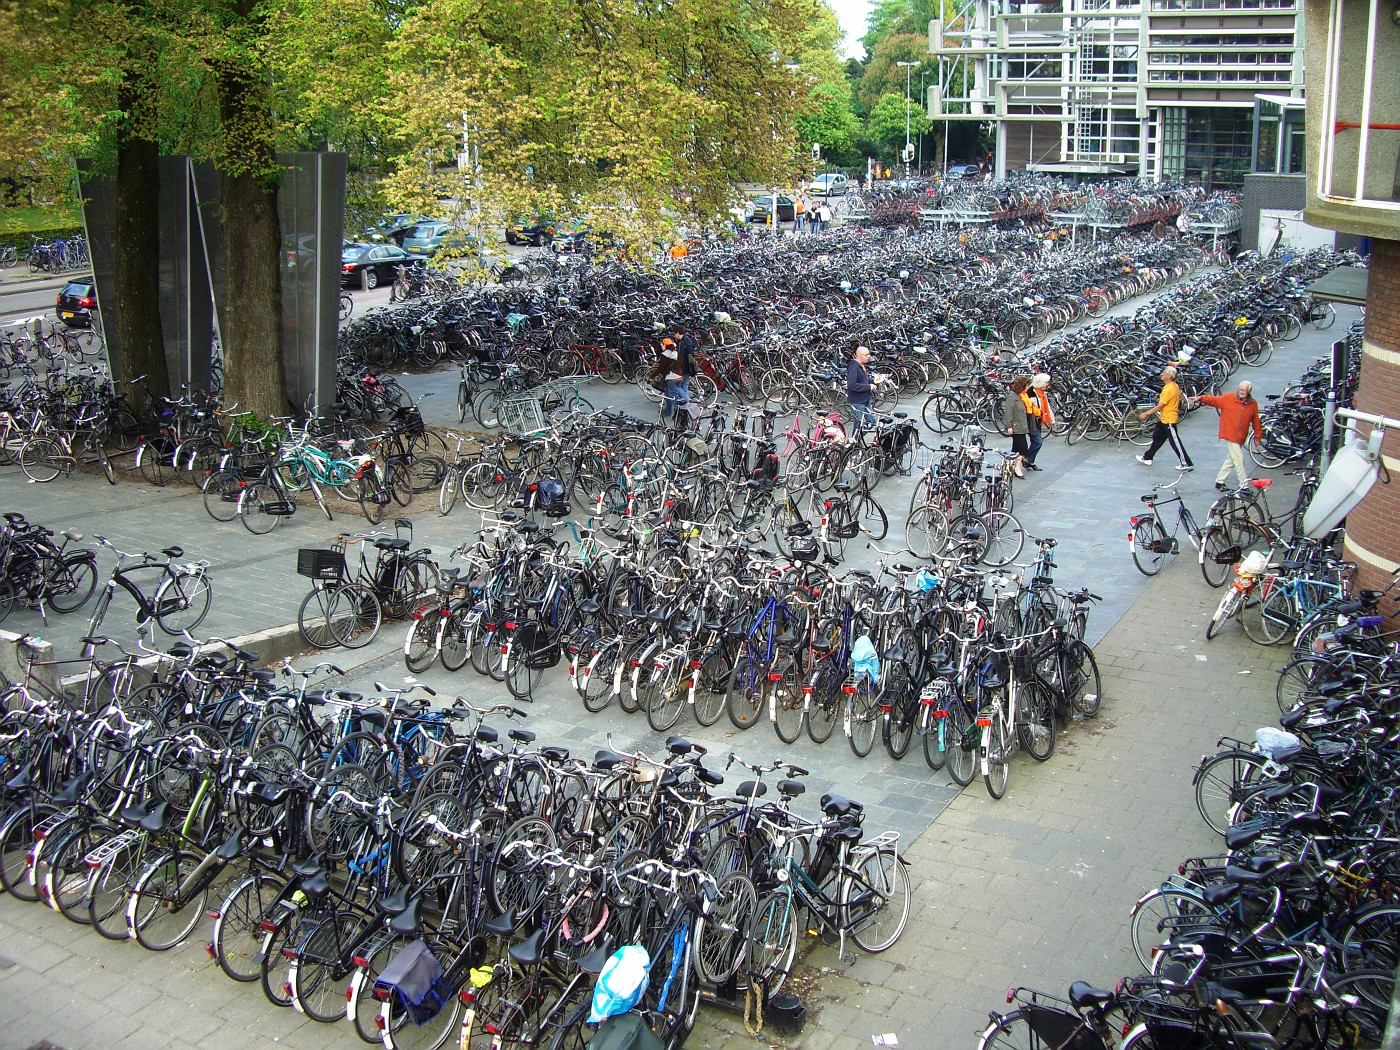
[0,205,81,235]
[867,91,930,157]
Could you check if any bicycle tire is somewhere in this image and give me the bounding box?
[20,436,64,482]
[945,698,979,786]
[852,491,889,541]
[1128,887,1211,969]
[293,911,367,1023]
[1017,679,1057,761]
[845,847,910,953]
[46,553,97,613]
[645,665,688,733]
[130,850,207,951]
[580,643,619,713]
[356,475,389,525]
[237,481,284,535]
[981,510,1026,568]
[919,696,945,771]
[404,614,440,673]
[693,641,734,727]
[847,681,878,757]
[1199,526,1237,588]
[982,713,1011,800]
[1064,642,1102,718]
[1206,587,1243,640]
[328,583,383,649]
[694,871,757,985]
[154,570,212,635]
[42,821,103,924]
[1131,517,1169,576]
[1195,747,1273,836]
[747,890,798,995]
[805,664,840,744]
[212,873,286,982]
[724,645,765,731]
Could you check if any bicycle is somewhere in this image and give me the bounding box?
[82,538,213,658]
[18,406,116,486]
[1129,477,1210,578]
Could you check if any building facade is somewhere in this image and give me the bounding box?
[928,0,1305,185]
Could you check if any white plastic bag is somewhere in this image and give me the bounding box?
[588,945,651,1023]
[1254,726,1300,760]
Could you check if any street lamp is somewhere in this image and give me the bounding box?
[918,70,928,175]
[896,60,921,178]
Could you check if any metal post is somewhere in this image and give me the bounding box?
[772,188,779,239]
[897,60,920,179]
[1321,338,1350,469]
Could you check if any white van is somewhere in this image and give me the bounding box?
[810,173,850,197]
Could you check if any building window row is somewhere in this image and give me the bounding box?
[1147,67,1293,81]
[1149,33,1294,46]
[1151,0,1295,10]
[1148,51,1295,64]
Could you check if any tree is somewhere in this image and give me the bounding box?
[867,91,930,160]
[857,33,930,115]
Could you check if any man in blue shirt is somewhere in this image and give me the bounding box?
[847,345,877,434]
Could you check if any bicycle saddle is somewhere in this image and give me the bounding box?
[300,870,331,898]
[594,750,625,770]
[63,529,83,542]
[577,941,614,975]
[509,928,547,967]
[831,480,852,492]
[249,669,276,684]
[380,885,412,916]
[820,792,854,816]
[1201,882,1240,907]
[475,725,498,744]
[1068,983,1115,1009]
[162,546,184,558]
[697,767,724,787]
[665,737,693,755]
[389,896,423,935]
[374,537,410,551]
[1250,479,1272,489]
[213,828,245,861]
[292,853,327,877]
[484,909,517,937]
[4,769,31,793]
[509,728,536,744]
[778,779,806,797]
[52,774,88,805]
[169,643,195,659]
[540,746,569,762]
[251,783,292,806]
[137,800,171,833]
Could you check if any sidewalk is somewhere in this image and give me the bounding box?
[0,541,1290,1050]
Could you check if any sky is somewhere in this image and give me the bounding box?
[828,0,872,58]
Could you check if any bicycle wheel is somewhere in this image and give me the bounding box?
[747,890,798,995]
[153,570,212,635]
[725,644,766,731]
[438,608,473,672]
[1131,517,1170,576]
[236,481,283,534]
[580,642,620,714]
[851,492,889,541]
[46,553,97,613]
[202,470,244,522]
[213,873,286,982]
[473,389,502,428]
[805,664,841,745]
[771,675,806,744]
[695,871,757,985]
[356,475,389,524]
[328,583,382,649]
[847,679,879,758]
[405,613,441,674]
[1193,749,1270,835]
[1276,656,1331,711]
[982,714,1011,800]
[1205,587,1244,640]
[1251,583,1294,646]
[694,639,735,727]
[138,442,178,486]
[981,510,1026,568]
[293,911,367,1023]
[1063,642,1102,718]
[298,587,341,649]
[904,503,948,560]
[919,695,945,771]
[85,836,142,938]
[20,436,64,482]
[1199,526,1238,588]
[437,467,461,516]
[43,822,103,924]
[644,666,688,733]
[845,848,910,953]
[1017,679,1057,761]
[131,850,207,951]
[1128,887,1211,969]
[946,699,979,786]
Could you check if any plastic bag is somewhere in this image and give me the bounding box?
[1255,726,1300,760]
[852,634,880,685]
[588,945,651,1023]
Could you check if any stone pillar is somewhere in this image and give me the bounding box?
[1342,238,1400,590]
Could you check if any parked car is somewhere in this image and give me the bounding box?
[402,221,467,257]
[745,195,796,223]
[809,173,850,197]
[552,220,590,252]
[947,163,983,181]
[340,242,422,289]
[505,214,557,246]
[55,280,97,328]
[363,213,418,246]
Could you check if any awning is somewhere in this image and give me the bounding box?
[1026,162,1130,175]
[1254,93,1306,108]
[1306,266,1369,306]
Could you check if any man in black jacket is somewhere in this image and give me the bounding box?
[847,345,877,434]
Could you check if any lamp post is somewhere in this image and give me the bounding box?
[918,70,928,176]
[896,60,921,179]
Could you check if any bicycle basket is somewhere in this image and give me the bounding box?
[296,548,344,582]
[374,940,450,1026]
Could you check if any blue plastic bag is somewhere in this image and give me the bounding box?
[851,634,880,685]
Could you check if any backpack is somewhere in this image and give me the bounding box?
[750,442,779,482]
[586,1012,666,1050]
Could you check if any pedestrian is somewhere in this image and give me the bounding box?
[847,344,879,435]
[1025,373,1054,470]
[794,194,807,233]
[1136,365,1193,470]
[1002,376,1031,479]
[1191,381,1263,493]
[651,336,690,424]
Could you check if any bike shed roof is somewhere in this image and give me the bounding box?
[1306,265,1369,307]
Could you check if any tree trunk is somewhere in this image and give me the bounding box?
[215,21,287,421]
[111,85,169,403]
[220,172,287,419]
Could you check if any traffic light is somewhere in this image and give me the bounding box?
[901,144,914,163]
[812,142,822,160]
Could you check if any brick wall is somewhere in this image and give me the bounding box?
[1343,237,1400,595]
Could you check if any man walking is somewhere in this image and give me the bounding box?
[1136,365,1193,471]
[1192,381,1263,492]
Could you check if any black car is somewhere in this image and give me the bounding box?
[363,213,418,246]
[56,280,97,328]
[505,214,557,246]
[340,242,422,289]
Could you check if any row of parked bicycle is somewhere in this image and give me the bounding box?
[0,638,909,1050]
[0,233,90,273]
[978,607,1400,1050]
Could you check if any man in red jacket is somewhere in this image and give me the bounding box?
[1192,381,1264,492]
